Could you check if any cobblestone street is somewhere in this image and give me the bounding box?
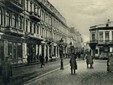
[25,60,113,85]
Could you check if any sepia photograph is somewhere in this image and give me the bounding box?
[0,0,113,85]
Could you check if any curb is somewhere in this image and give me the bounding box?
[25,64,69,84]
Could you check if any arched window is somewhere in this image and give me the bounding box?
[5,11,10,26]
[12,13,16,27]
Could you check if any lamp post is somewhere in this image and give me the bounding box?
[59,38,64,70]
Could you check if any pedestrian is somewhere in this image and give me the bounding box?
[86,51,93,68]
[39,55,44,68]
[1,57,12,85]
[27,53,30,65]
[107,53,113,72]
[69,42,77,75]
[45,56,48,63]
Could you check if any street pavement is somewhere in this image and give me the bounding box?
[0,58,70,85]
[25,60,113,85]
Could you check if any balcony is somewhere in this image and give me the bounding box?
[33,34,43,40]
[2,0,23,13]
[45,37,53,44]
[1,26,24,36]
[98,40,113,45]
[25,33,43,41]
[29,12,41,22]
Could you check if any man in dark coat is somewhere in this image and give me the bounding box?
[69,42,77,75]
[39,55,44,68]
[2,57,12,85]
[86,51,93,68]
[107,53,113,72]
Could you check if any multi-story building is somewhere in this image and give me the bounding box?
[68,27,83,54]
[69,27,83,48]
[89,20,113,59]
[0,0,83,65]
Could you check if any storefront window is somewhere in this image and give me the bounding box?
[17,43,22,59]
[8,42,22,64]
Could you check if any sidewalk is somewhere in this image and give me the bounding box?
[0,58,70,85]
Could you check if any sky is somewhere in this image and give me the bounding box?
[48,0,113,42]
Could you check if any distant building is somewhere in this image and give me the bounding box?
[89,20,113,59]
[69,27,83,51]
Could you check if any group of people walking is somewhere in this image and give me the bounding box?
[69,42,94,75]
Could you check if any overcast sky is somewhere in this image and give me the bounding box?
[48,0,113,42]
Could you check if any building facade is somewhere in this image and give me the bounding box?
[0,0,82,65]
[89,20,113,59]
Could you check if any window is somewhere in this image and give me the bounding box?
[30,21,32,33]
[99,32,103,41]
[5,11,10,26]
[37,25,39,34]
[92,33,95,41]
[105,31,109,41]
[18,16,23,29]
[26,0,28,11]
[30,2,32,12]
[28,20,30,32]
[112,31,113,41]
[0,40,4,61]
[0,8,2,25]
[2,8,4,26]
[28,0,30,12]
[34,23,36,33]
[12,14,16,27]
[8,42,12,59]
[34,4,37,14]
[32,3,34,13]
[17,43,22,59]
[18,16,21,29]
[95,49,98,54]
[25,19,28,32]
[37,6,41,16]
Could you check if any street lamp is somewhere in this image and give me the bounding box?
[59,38,64,70]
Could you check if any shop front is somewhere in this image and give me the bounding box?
[25,36,43,64]
[0,34,24,65]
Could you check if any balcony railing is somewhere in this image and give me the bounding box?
[98,40,113,45]
[2,0,23,13]
[1,26,24,36]
[29,12,41,22]
[25,32,43,40]
[90,40,113,45]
